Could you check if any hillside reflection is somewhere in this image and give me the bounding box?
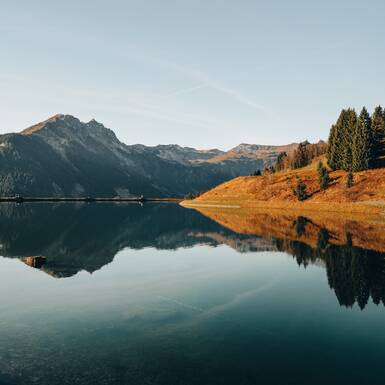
[195,207,385,310]
[276,233,385,309]
[1,203,385,309]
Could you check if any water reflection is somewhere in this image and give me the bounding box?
[276,233,385,309]
[0,203,261,277]
[1,203,385,310]
[195,207,385,310]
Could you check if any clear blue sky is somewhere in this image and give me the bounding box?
[1,0,385,149]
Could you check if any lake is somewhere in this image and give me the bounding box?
[0,203,385,385]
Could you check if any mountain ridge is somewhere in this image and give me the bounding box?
[20,114,298,156]
[0,114,301,197]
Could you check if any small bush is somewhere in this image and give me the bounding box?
[263,166,275,175]
[184,191,204,200]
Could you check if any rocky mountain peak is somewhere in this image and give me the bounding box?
[230,142,298,155]
[21,114,66,135]
[21,114,119,143]
[87,118,104,127]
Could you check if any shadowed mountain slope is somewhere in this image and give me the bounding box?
[0,114,297,197]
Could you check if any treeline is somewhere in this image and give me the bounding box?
[275,141,327,172]
[253,105,385,202]
[269,105,385,174]
[327,106,385,171]
[258,140,328,175]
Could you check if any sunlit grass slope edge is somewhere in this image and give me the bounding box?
[181,159,385,214]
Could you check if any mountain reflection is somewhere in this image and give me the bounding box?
[0,203,262,277]
[1,203,385,309]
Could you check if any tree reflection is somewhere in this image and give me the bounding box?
[1,203,384,310]
[278,221,385,309]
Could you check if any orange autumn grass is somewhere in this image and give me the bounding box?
[181,157,385,215]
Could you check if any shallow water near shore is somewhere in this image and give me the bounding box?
[1,203,385,385]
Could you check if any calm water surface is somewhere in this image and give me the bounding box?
[0,203,384,385]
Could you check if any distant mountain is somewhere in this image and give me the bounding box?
[190,142,299,179]
[142,144,224,164]
[202,143,298,165]
[0,114,297,197]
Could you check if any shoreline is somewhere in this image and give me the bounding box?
[0,197,182,203]
[180,199,385,216]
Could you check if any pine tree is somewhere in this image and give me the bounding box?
[318,162,330,190]
[327,108,359,171]
[352,107,372,171]
[371,105,385,166]
[275,152,288,171]
[293,178,308,201]
[334,109,349,169]
[327,109,353,170]
[327,124,338,169]
[341,109,357,171]
[292,141,310,169]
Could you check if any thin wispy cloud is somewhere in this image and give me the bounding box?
[154,58,268,112]
[1,40,267,145]
[118,46,268,112]
[163,84,207,98]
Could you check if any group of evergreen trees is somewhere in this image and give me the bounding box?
[327,106,385,171]
[257,106,385,202]
[275,141,327,172]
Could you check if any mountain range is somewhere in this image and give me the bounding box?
[0,114,298,197]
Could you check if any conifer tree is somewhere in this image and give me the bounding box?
[292,141,310,169]
[327,124,338,169]
[327,108,360,171]
[327,109,353,170]
[318,162,330,190]
[293,178,308,201]
[371,105,385,165]
[334,109,349,169]
[275,152,288,171]
[341,109,357,171]
[352,107,372,171]
[382,107,385,128]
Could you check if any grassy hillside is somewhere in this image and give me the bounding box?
[181,157,385,214]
